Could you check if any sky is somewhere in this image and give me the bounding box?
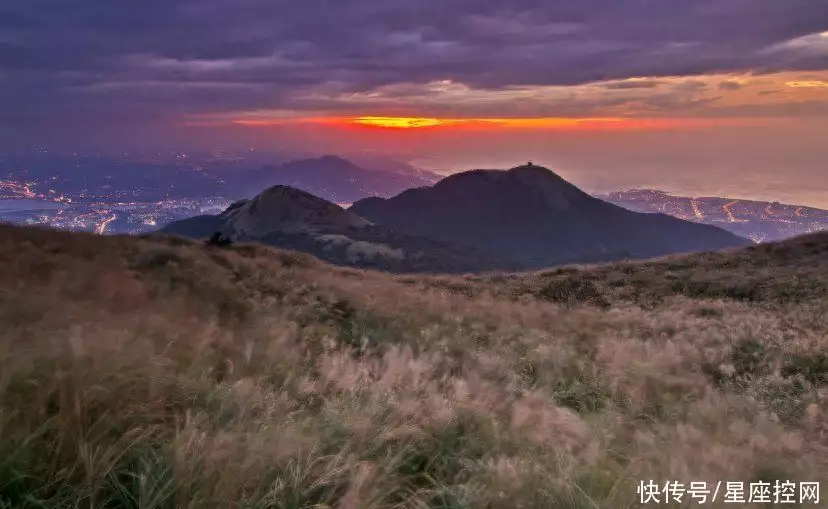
[2,1,828,204]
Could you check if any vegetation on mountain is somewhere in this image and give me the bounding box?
[351,164,750,268]
[161,185,514,274]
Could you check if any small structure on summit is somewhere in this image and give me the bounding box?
[527,161,534,167]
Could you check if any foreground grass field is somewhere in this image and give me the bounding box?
[1,223,827,508]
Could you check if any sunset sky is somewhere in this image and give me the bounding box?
[2,1,828,203]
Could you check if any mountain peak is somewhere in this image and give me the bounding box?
[244,155,439,203]
[436,162,567,185]
[509,161,546,171]
[506,161,568,177]
[424,162,585,211]
[350,161,749,268]
[257,184,323,198]
[220,185,371,237]
[315,154,353,165]
[160,185,508,273]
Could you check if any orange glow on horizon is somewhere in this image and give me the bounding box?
[226,116,680,130]
[196,115,763,131]
[347,116,632,129]
[350,116,464,128]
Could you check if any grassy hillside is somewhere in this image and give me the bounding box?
[1,224,826,508]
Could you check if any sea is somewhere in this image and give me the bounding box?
[0,199,65,212]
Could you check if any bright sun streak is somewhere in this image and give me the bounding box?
[346,116,627,129]
[351,117,461,128]
[220,115,745,131]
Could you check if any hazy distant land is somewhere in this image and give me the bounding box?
[602,189,828,243]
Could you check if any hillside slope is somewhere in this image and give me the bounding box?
[1,223,827,508]
[351,164,750,267]
[161,185,513,274]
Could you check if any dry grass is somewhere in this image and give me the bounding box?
[1,223,827,508]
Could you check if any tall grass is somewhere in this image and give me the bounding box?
[1,224,827,508]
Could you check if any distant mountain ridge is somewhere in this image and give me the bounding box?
[241,155,440,204]
[163,164,750,274]
[350,163,750,268]
[160,185,511,274]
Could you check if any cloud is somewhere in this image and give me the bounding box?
[602,79,665,90]
[787,80,828,88]
[1,0,827,147]
[673,80,708,92]
[719,80,743,90]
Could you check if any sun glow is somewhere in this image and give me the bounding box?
[191,113,753,132]
[350,117,463,128]
[345,116,630,129]
[225,115,636,130]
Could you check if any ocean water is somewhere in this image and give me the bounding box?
[0,199,65,212]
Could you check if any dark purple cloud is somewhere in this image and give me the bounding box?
[602,80,666,90]
[1,0,827,148]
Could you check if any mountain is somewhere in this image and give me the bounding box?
[342,153,443,180]
[241,155,440,204]
[350,163,751,268]
[160,185,511,274]
[600,188,828,243]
